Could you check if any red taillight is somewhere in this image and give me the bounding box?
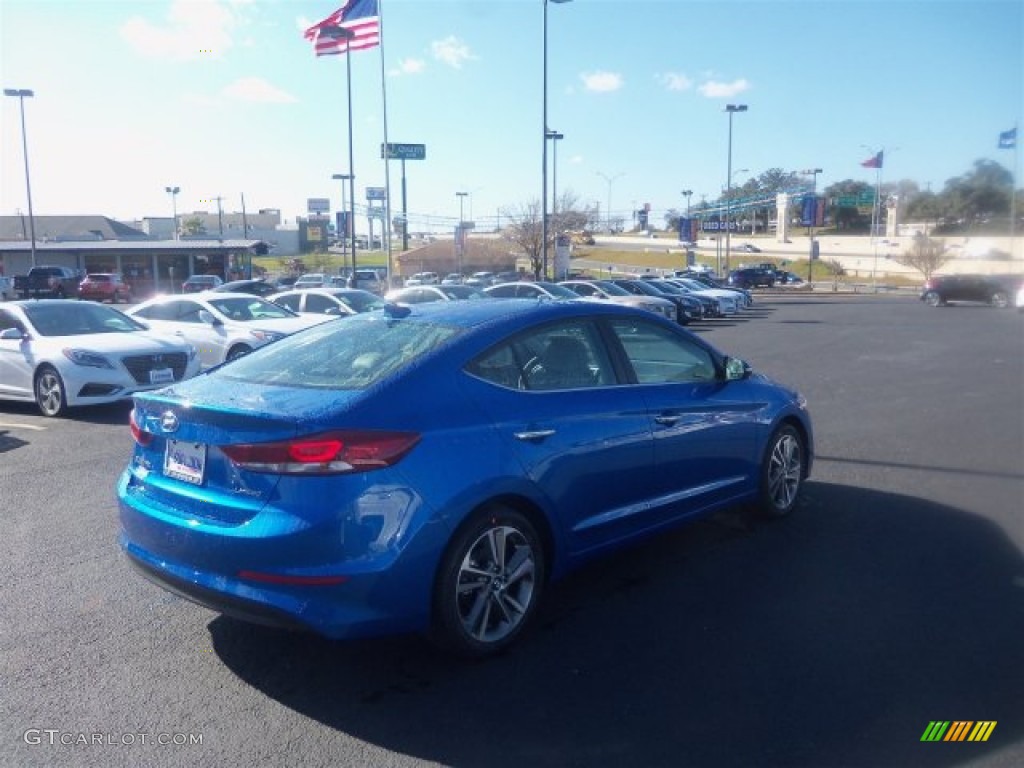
[129,408,153,447]
[221,430,420,474]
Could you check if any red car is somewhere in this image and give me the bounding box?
[79,273,133,303]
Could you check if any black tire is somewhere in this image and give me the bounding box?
[756,424,805,518]
[226,344,251,362]
[990,291,1009,309]
[432,506,546,657]
[923,291,943,307]
[34,365,68,418]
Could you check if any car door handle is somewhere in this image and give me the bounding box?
[654,414,681,426]
[514,429,555,441]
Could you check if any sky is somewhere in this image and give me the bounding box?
[1,0,1022,236]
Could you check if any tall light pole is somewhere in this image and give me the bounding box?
[542,0,572,279]
[332,173,352,268]
[164,186,180,240]
[4,88,37,268]
[724,103,748,274]
[597,171,624,234]
[456,190,468,276]
[547,130,564,215]
[801,168,822,285]
[322,24,358,276]
[681,189,693,247]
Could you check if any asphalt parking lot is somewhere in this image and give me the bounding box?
[1,294,1022,768]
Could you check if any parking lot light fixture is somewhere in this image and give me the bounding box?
[542,0,572,279]
[724,104,748,274]
[5,88,37,267]
[164,186,180,240]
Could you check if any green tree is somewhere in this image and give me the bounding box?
[180,216,206,236]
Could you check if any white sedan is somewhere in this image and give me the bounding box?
[127,293,330,369]
[0,300,200,417]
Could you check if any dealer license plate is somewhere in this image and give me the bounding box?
[164,440,207,485]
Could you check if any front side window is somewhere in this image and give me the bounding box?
[610,319,717,384]
[467,321,615,391]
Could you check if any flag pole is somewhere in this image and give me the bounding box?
[378,0,393,288]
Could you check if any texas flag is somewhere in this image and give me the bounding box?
[860,151,883,169]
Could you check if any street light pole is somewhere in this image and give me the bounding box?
[332,173,352,268]
[456,191,468,277]
[164,186,180,240]
[724,104,748,275]
[597,171,624,234]
[802,167,823,286]
[542,0,572,280]
[321,24,358,276]
[4,88,37,268]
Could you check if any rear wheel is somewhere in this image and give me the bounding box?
[991,291,1009,308]
[923,291,942,307]
[757,424,805,518]
[432,506,545,657]
[35,365,68,417]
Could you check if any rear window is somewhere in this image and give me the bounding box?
[214,312,462,389]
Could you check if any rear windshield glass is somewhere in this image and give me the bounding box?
[214,312,462,389]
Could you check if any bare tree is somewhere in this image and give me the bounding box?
[500,200,544,279]
[894,235,952,280]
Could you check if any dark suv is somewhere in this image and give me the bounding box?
[728,267,775,289]
[920,274,1022,308]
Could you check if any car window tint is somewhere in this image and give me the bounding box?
[175,301,207,323]
[304,294,336,314]
[215,313,461,390]
[468,320,614,391]
[274,294,301,312]
[0,309,24,334]
[610,318,717,384]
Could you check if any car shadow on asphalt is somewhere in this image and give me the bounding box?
[207,483,1023,768]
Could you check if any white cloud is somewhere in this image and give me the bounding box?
[431,36,475,69]
[120,0,238,61]
[222,77,297,103]
[698,78,751,98]
[581,71,623,93]
[389,58,426,77]
[658,72,693,92]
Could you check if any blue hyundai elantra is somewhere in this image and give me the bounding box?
[118,299,812,656]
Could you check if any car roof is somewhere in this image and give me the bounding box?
[379,295,646,331]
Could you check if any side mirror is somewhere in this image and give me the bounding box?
[0,327,27,341]
[724,356,751,381]
[198,310,222,326]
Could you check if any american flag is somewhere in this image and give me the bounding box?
[305,0,380,56]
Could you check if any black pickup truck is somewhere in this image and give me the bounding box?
[13,265,82,299]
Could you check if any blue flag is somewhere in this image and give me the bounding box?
[998,127,1016,149]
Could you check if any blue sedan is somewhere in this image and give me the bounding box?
[118,300,812,656]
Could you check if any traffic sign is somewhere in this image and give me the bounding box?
[381,143,426,160]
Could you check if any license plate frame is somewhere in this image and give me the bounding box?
[149,367,174,385]
[164,440,207,485]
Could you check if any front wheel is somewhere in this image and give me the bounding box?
[990,291,1009,308]
[923,291,943,307]
[35,365,68,417]
[432,507,545,657]
[757,424,805,518]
